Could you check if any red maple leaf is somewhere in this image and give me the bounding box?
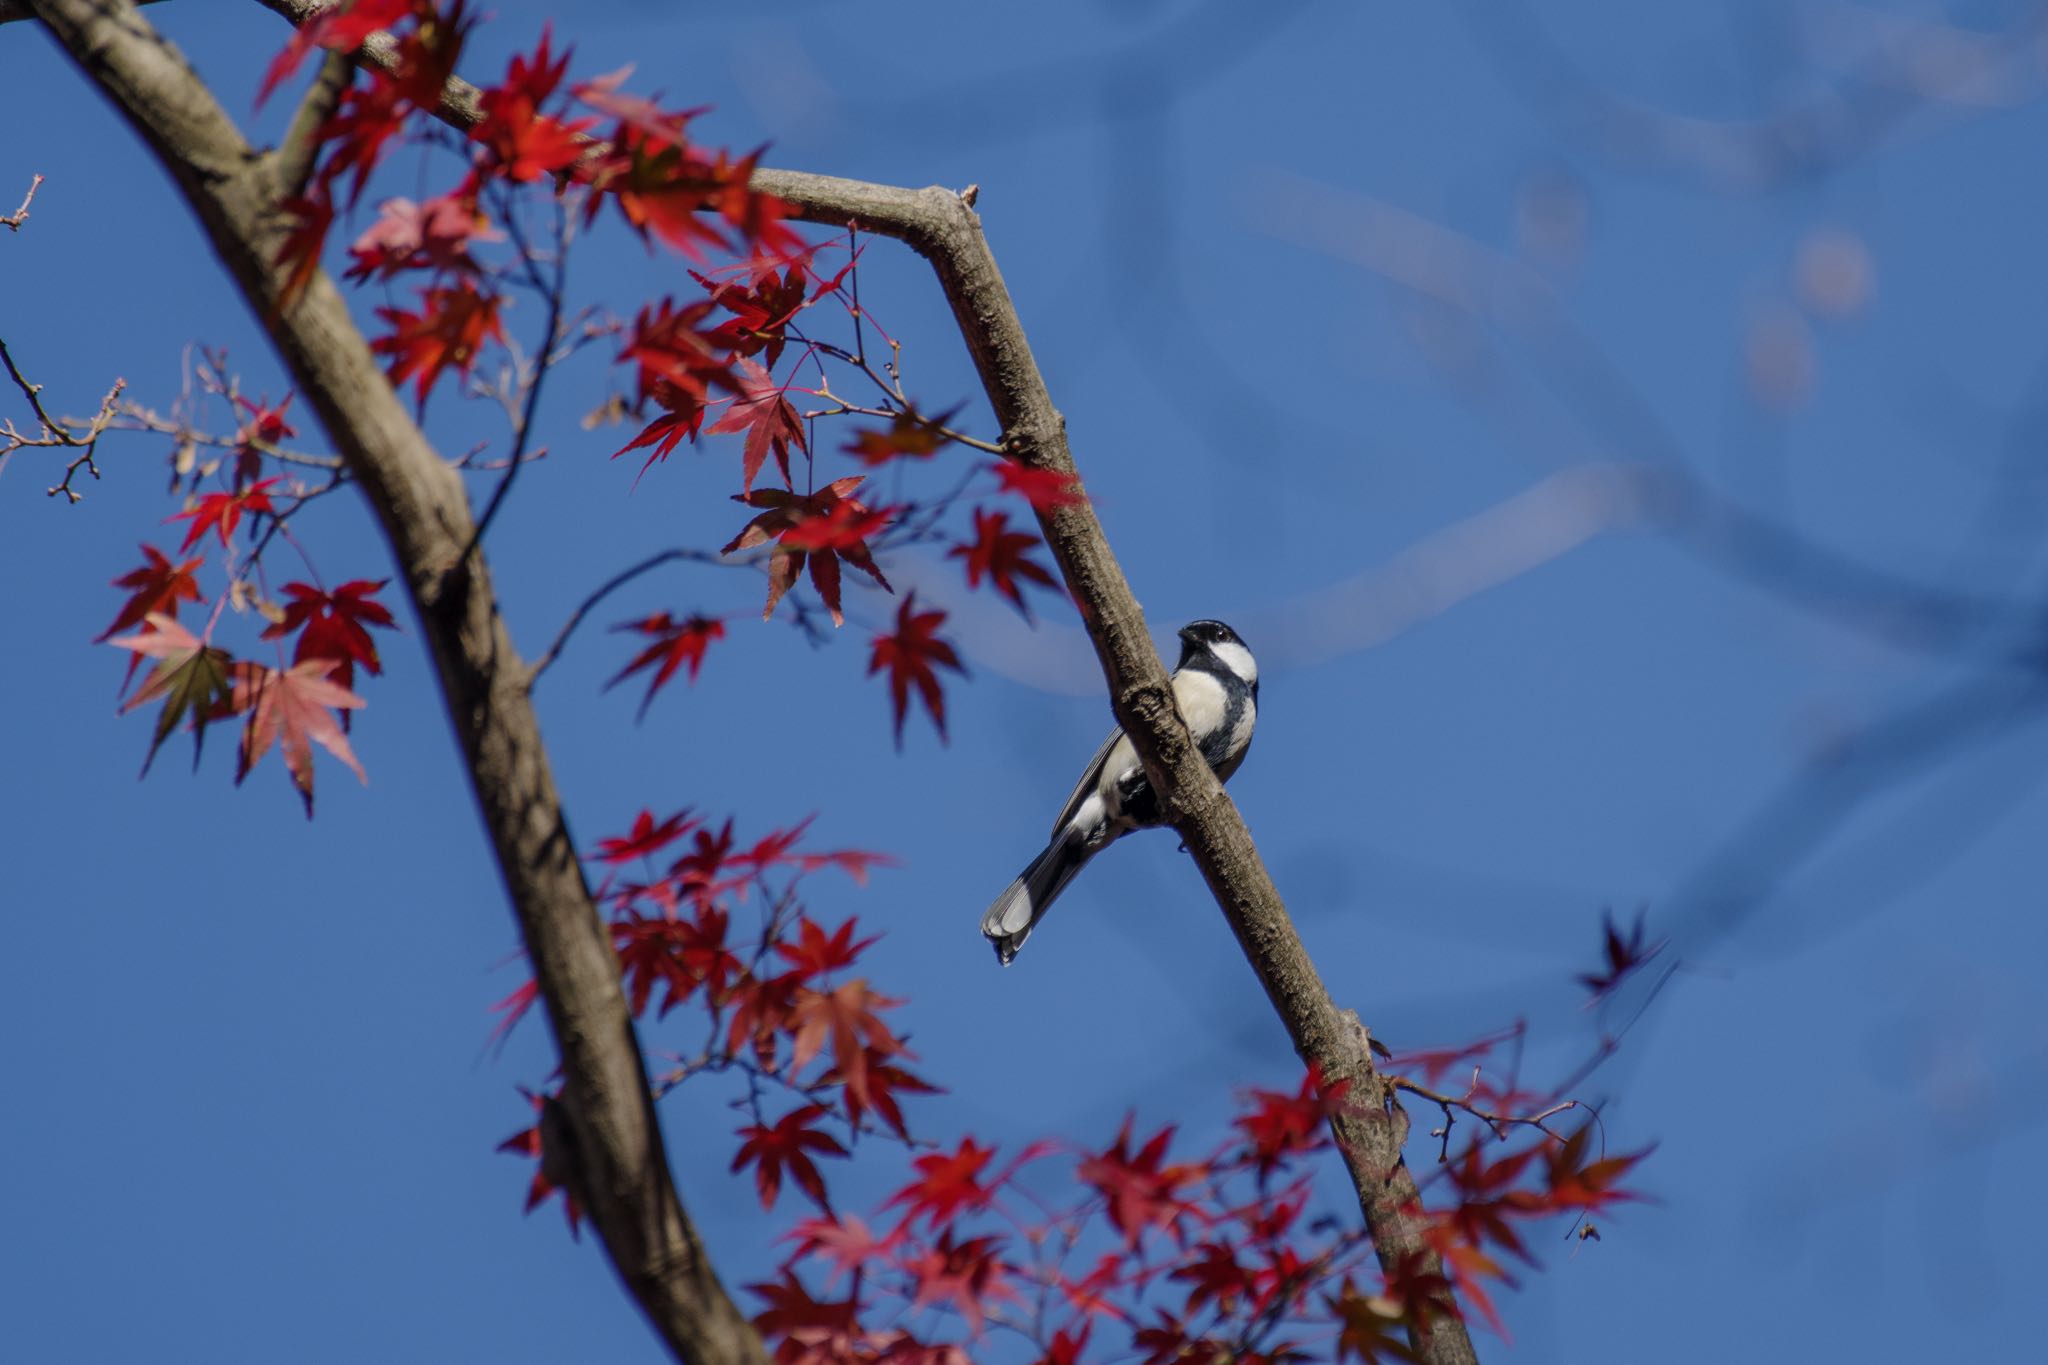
[867,593,965,746]
[748,1272,864,1365]
[107,614,235,774]
[344,188,498,282]
[593,807,697,864]
[1035,1325,1093,1365]
[470,28,593,183]
[884,1138,1000,1231]
[1172,1240,1253,1315]
[783,1213,901,1286]
[98,544,203,644]
[222,658,367,817]
[168,477,279,553]
[610,905,740,1017]
[721,476,893,625]
[371,282,505,411]
[1537,1127,1651,1217]
[825,1045,937,1139]
[789,978,905,1111]
[774,916,877,982]
[726,969,803,1068]
[709,357,808,493]
[843,408,957,467]
[732,1104,848,1210]
[694,265,808,368]
[949,506,1059,619]
[904,1230,1014,1334]
[1078,1119,1208,1248]
[571,81,800,262]
[993,460,1084,510]
[230,392,297,485]
[617,295,730,405]
[604,612,725,719]
[496,1087,583,1236]
[262,579,398,697]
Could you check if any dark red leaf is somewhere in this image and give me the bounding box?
[867,592,965,746]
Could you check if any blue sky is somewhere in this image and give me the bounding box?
[5,1,2046,1360]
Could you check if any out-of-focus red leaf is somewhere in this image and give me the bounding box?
[732,1103,848,1210]
[98,544,203,645]
[258,0,420,106]
[1233,1065,1351,1179]
[496,1087,583,1235]
[1078,1119,1208,1249]
[593,807,697,864]
[222,658,367,817]
[470,27,594,182]
[904,1230,1015,1335]
[993,460,1085,510]
[107,614,234,774]
[783,1213,901,1286]
[1577,908,1663,1004]
[371,282,505,411]
[844,408,956,467]
[344,188,499,282]
[884,1137,1001,1231]
[168,477,278,553]
[262,579,398,698]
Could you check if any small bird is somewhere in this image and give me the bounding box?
[981,619,1259,965]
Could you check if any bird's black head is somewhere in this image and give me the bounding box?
[1177,619,1257,684]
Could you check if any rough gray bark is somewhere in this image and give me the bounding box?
[22,3,766,1362]
[30,2,1478,1361]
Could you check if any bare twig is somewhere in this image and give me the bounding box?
[1,335,126,501]
[1,173,43,229]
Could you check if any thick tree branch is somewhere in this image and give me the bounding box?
[21,3,763,1362]
[750,171,1479,1365]
[247,1,1477,1358]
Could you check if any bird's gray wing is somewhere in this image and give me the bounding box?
[1049,725,1127,839]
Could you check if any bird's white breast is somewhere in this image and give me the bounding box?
[1173,669,1231,736]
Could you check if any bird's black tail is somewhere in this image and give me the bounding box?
[981,827,1091,966]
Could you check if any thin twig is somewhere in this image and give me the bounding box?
[1,173,43,230]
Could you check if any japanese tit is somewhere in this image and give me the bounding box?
[981,619,1258,965]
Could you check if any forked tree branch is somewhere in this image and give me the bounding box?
[33,2,1476,1361]
[269,5,1475,1359]
[22,3,764,1362]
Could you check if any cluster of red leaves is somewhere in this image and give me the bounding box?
[100,539,399,815]
[264,2,797,421]
[496,809,924,1230]
[723,1053,1651,1365]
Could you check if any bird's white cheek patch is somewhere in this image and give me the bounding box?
[1209,640,1257,685]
